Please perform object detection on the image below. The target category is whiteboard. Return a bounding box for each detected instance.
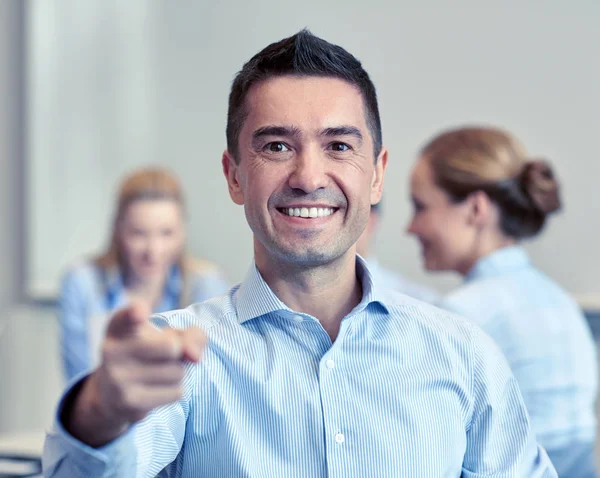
[26,0,600,303]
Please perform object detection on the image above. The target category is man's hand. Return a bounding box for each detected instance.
[65,302,206,447]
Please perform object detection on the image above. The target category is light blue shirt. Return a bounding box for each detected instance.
[59,260,229,382]
[439,246,598,477]
[44,258,556,477]
[366,256,439,303]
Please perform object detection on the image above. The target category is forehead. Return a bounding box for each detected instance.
[411,159,436,190]
[243,76,368,133]
[124,199,181,221]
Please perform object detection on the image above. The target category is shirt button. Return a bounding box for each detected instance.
[292,314,303,322]
[326,359,335,369]
[335,433,345,444]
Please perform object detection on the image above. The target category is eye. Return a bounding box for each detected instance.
[412,199,426,213]
[161,228,174,237]
[264,142,290,153]
[328,142,351,152]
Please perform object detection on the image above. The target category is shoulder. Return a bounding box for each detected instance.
[371,265,439,304]
[183,257,224,278]
[151,291,236,332]
[442,267,579,320]
[381,288,481,353]
[383,289,513,374]
[60,259,104,293]
[183,257,230,301]
[440,281,492,317]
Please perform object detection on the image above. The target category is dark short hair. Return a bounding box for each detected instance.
[226,29,382,162]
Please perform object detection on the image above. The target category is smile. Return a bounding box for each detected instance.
[277,207,337,218]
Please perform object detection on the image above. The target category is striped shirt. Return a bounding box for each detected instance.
[43,257,557,477]
[439,246,598,477]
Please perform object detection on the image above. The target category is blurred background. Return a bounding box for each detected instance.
[0,0,598,442]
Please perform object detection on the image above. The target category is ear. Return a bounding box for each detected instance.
[222,150,244,205]
[466,190,493,227]
[370,147,388,206]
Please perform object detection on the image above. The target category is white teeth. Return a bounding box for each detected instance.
[281,207,335,217]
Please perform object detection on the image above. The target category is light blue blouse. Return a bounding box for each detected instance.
[440,246,598,476]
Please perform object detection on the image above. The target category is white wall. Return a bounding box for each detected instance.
[0,0,22,312]
[26,0,600,301]
[0,0,62,434]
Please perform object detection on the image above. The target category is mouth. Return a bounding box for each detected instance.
[276,206,338,219]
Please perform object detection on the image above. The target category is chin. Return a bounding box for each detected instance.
[274,242,346,266]
[282,251,335,266]
[423,256,442,272]
[135,268,165,280]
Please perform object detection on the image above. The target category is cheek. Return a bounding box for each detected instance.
[429,215,472,262]
[246,176,274,213]
[121,236,145,257]
[166,235,184,255]
[413,212,444,240]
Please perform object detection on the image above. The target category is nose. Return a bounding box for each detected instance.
[406,216,417,235]
[144,236,163,260]
[287,149,329,193]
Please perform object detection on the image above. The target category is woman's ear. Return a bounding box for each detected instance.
[466,190,494,228]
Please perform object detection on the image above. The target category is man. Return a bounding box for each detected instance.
[356,201,439,303]
[43,30,556,477]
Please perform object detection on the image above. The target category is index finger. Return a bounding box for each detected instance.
[105,300,152,340]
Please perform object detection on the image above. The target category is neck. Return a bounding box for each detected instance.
[458,233,517,276]
[124,270,167,306]
[255,242,362,342]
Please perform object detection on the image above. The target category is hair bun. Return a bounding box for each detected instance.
[521,159,561,215]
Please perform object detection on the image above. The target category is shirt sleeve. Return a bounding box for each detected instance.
[59,269,91,382]
[461,325,557,477]
[43,310,203,478]
[42,372,191,478]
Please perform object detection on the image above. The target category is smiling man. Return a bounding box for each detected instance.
[43,30,556,477]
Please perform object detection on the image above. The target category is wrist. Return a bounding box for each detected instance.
[64,372,129,447]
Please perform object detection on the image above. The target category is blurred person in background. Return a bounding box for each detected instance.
[407,125,598,477]
[356,200,438,303]
[59,167,229,382]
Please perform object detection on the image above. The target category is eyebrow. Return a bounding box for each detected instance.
[320,126,363,144]
[252,125,302,147]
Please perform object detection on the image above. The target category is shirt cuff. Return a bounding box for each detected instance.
[43,374,138,477]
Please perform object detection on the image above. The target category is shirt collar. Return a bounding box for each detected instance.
[364,255,381,274]
[234,255,389,324]
[465,245,531,282]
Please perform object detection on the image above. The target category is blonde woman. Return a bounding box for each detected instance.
[407,126,597,477]
[59,167,228,381]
